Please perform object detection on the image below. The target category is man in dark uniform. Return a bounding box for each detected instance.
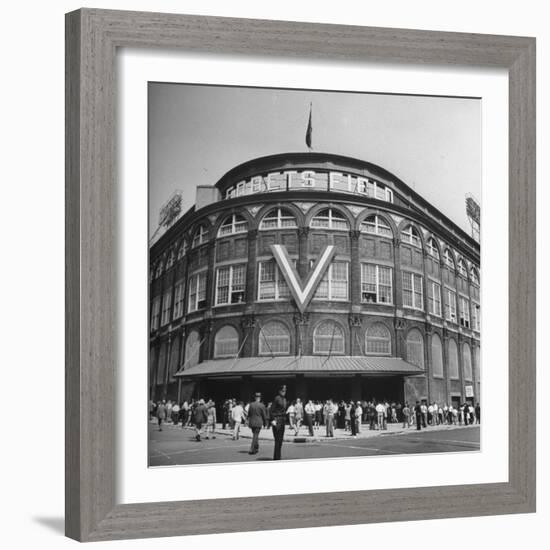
[414,400,422,431]
[269,385,287,460]
[247,392,268,455]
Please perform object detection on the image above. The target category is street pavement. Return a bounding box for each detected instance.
[149,421,480,466]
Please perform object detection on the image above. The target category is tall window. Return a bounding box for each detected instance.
[470,267,480,285]
[310,208,349,230]
[401,225,421,248]
[444,249,455,270]
[472,303,481,331]
[259,208,297,230]
[173,281,185,319]
[428,280,442,317]
[457,259,468,278]
[459,296,471,328]
[214,325,239,358]
[444,287,457,322]
[361,264,392,304]
[474,346,480,384]
[165,250,175,270]
[313,321,345,355]
[154,262,163,279]
[188,272,207,312]
[217,214,248,237]
[259,322,291,355]
[360,215,392,237]
[215,264,246,305]
[257,260,290,301]
[183,331,200,369]
[161,291,172,326]
[448,339,459,379]
[426,238,440,260]
[402,272,423,310]
[406,329,425,369]
[314,261,349,301]
[177,241,187,260]
[463,342,473,381]
[431,333,444,378]
[191,224,209,248]
[365,323,391,355]
[151,296,161,331]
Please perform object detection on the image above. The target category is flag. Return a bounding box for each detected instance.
[305,103,312,150]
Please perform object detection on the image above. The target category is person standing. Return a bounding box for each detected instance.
[421,402,428,428]
[402,402,411,429]
[156,400,166,431]
[376,401,386,430]
[475,402,481,424]
[304,399,315,437]
[171,402,180,424]
[231,400,245,440]
[350,402,357,437]
[414,401,422,431]
[269,385,288,460]
[193,399,208,441]
[205,400,217,440]
[314,401,322,430]
[294,398,304,436]
[247,393,268,455]
[286,401,296,434]
[324,399,336,437]
[355,401,362,434]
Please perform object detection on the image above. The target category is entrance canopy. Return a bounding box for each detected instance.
[176,355,423,379]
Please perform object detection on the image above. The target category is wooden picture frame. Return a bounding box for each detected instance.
[65,8,536,542]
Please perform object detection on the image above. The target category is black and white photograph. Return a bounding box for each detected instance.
[148,83,481,466]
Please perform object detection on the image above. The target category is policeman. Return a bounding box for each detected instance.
[269,385,287,460]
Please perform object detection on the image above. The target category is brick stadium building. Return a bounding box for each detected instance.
[149,153,480,410]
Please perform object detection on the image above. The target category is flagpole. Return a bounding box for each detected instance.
[305,102,313,151]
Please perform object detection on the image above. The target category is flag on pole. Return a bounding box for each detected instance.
[305,103,313,150]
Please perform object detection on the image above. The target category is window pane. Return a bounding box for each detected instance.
[366,323,391,354]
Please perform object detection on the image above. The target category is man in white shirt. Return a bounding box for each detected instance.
[355,402,363,434]
[304,399,315,436]
[231,401,245,440]
[375,402,386,430]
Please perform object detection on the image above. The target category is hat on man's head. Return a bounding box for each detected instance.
[254,392,262,398]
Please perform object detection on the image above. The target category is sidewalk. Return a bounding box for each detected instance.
[156,419,479,443]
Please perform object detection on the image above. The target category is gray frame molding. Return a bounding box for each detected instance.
[65,8,536,542]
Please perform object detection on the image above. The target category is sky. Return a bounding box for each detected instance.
[148,83,481,237]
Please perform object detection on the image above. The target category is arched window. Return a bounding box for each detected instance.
[463,342,473,381]
[177,240,187,260]
[310,208,349,230]
[259,322,291,355]
[218,213,248,237]
[431,333,444,378]
[400,225,421,248]
[165,250,175,270]
[183,330,201,369]
[448,338,459,379]
[457,258,468,278]
[444,249,455,270]
[406,328,425,369]
[154,261,163,279]
[214,325,239,358]
[191,224,209,248]
[259,208,297,230]
[470,267,480,285]
[426,237,440,260]
[313,321,345,355]
[365,323,391,355]
[360,215,392,237]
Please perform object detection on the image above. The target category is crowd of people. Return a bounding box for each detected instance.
[150,395,480,439]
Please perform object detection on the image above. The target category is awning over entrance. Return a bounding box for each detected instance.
[175,355,423,378]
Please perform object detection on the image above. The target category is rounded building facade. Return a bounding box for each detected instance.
[149,153,480,409]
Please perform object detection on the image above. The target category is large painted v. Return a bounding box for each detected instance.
[270,244,335,313]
